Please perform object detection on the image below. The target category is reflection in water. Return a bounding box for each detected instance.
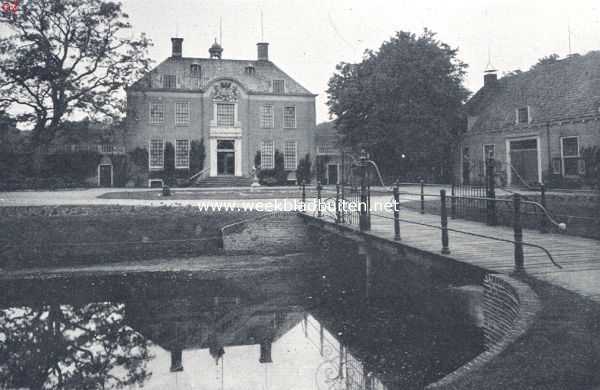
[0,251,483,390]
[0,302,150,389]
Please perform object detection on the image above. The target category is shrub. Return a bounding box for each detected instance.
[297,153,312,184]
[164,142,175,186]
[190,139,205,174]
[41,151,101,184]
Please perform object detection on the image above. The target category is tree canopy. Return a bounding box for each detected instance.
[326,29,469,181]
[0,0,151,145]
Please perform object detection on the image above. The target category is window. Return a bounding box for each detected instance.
[272,79,285,94]
[190,64,201,89]
[561,136,580,176]
[217,103,235,127]
[516,107,529,124]
[175,139,190,169]
[175,101,190,125]
[163,74,177,89]
[284,141,297,170]
[101,143,113,154]
[149,103,164,124]
[149,139,164,169]
[283,106,296,128]
[245,66,255,75]
[483,144,495,159]
[261,105,274,128]
[190,64,201,76]
[261,141,274,169]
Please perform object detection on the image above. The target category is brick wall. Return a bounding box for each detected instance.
[426,273,540,389]
[221,212,315,255]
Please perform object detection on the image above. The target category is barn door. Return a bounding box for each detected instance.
[509,139,538,186]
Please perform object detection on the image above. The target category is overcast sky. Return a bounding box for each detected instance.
[8,0,600,124]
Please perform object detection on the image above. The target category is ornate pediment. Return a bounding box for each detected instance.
[212,81,239,103]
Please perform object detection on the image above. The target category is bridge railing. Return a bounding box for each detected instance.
[302,181,565,271]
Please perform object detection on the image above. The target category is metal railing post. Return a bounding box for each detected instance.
[540,184,548,233]
[393,184,401,241]
[513,193,524,271]
[451,183,456,219]
[301,181,306,205]
[420,179,425,214]
[486,158,497,226]
[341,182,346,224]
[317,181,322,218]
[335,184,341,223]
[440,189,450,254]
[359,179,369,231]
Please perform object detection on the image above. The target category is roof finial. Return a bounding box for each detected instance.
[260,9,264,41]
[219,17,223,45]
[485,43,496,73]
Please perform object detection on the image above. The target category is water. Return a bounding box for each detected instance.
[0,251,483,390]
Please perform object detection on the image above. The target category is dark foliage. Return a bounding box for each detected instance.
[326,29,469,183]
[41,151,102,183]
[297,154,312,184]
[164,142,175,186]
[259,150,288,185]
[189,139,205,174]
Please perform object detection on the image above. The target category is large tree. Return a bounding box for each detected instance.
[327,29,469,182]
[0,0,151,145]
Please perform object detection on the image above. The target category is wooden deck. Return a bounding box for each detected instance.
[314,196,600,303]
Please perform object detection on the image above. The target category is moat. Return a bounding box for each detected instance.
[0,250,483,390]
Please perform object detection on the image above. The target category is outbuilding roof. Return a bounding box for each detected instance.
[466,51,600,132]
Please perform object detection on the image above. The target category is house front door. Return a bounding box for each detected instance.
[509,139,539,186]
[216,140,235,176]
[327,164,338,185]
[99,165,112,187]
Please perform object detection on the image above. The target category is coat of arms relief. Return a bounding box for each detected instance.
[212,81,239,102]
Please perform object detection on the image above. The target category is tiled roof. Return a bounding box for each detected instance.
[466,51,600,132]
[130,57,315,96]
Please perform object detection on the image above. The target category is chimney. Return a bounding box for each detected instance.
[257,42,269,61]
[171,37,183,58]
[484,69,497,87]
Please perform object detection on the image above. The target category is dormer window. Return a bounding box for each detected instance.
[516,107,530,124]
[272,79,285,94]
[190,64,201,76]
[245,65,256,75]
[163,75,177,89]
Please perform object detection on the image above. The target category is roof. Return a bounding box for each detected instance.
[130,56,315,96]
[466,51,600,132]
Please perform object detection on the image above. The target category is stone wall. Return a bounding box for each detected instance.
[0,205,262,269]
[221,212,315,255]
[426,273,540,389]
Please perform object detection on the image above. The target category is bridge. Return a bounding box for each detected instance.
[300,182,600,304]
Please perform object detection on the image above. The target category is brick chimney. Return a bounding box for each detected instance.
[484,69,497,87]
[257,42,269,61]
[171,37,183,59]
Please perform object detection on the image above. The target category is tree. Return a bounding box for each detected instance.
[189,139,205,174]
[326,29,469,182]
[0,0,152,146]
[532,53,560,69]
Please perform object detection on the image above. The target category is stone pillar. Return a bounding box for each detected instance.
[170,348,184,372]
[259,340,273,363]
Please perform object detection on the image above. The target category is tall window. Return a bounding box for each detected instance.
[175,139,190,169]
[284,141,297,170]
[261,141,274,169]
[190,64,201,89]
[283,106,296,129]
[149,139,164,169]
[516,107,529,124]
[175,102,190,125]
[272,79,285,94]
[163,74,177,89]
[217,103,235,127]
[261,105,274,128]
[561,136,580,176]
[149,103,164,124]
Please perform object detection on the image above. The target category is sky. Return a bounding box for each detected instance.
[5,0,600,125]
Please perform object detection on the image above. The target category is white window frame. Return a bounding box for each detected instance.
[216,102,236,127]
[261,105,274,128]
[284,141,297,170]
[283,106,296,129]
[149,138,165,170]
[149,102,165,124]
[560,136,580,177]
[272,79,285,94]
[515,106,531,124]
[175,101,190,126]
[175,139,190,169]
[483,144,495,160]
[261,140,275,169]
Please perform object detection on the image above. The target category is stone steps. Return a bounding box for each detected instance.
[192,175,254,187]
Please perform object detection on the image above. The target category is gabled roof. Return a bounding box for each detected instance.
[130,56,315,97]
[466,51,600,132]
